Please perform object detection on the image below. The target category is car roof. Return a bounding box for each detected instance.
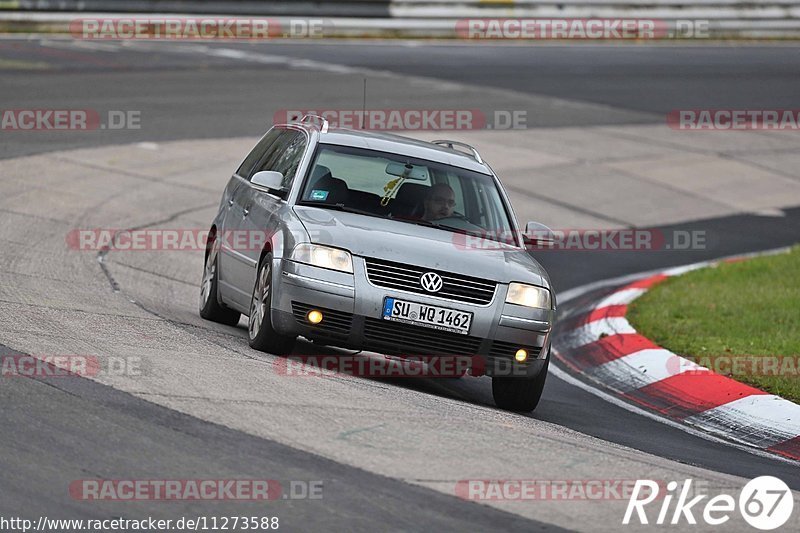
[295,125,492,175]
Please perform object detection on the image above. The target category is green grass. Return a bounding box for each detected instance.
[627,246,800,403]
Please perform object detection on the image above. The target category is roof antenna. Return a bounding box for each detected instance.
[361,78,367,130]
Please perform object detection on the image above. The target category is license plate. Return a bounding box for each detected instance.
[382,297,473,335]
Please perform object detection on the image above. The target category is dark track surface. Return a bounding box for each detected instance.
[3,40,800,158]
[0,344,560,531]
[243,42,800,114]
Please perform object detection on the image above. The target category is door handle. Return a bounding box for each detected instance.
[243,205,251,217]
[228,198,234,207]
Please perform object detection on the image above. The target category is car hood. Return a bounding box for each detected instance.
[293,205,549,287]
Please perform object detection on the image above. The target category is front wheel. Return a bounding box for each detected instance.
[248,253,295,355]
[491,356,549,412]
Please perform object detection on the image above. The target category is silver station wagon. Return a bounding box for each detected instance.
[200,116,556,411]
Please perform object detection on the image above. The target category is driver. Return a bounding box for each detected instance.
[422,183,456,221]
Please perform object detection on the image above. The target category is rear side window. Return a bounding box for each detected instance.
[237,129,281,179]
[271,132,308,189]
[253,130,307,190]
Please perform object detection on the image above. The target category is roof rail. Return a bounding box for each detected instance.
[430,140,483,164]
[297,114,329,133]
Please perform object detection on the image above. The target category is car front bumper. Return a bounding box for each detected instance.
[270,257,553,378]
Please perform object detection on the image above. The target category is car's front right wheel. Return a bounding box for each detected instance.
[248,253,296,355]
[491,355,549,412]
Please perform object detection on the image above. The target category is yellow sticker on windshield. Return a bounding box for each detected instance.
[380,177,404,206]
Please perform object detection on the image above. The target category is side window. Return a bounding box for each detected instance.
[237,130,281,179]
[253,130,307,190]
[271,132,307,189]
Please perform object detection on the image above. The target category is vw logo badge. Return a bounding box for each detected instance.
[420,272,443,293]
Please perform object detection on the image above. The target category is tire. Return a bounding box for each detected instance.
[491,355,549,412]
[199,234,241,327]
[248,253,296,355]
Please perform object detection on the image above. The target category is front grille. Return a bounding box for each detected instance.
[488,340,542,360]
[363,257,496,305]
[363,317,482,356]
[292,302,353,337]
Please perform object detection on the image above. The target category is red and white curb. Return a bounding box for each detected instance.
[553,254,800,462]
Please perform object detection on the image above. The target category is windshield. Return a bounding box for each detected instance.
[297,143,516,243]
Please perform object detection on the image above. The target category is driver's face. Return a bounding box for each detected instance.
[424,187,456,220]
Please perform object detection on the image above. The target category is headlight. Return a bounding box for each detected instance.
[506,283,551,309]
[292,244,353,273]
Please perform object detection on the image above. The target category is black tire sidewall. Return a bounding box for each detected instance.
[492,352,550,412]
[248,253,294,354]
[199,237,241,326]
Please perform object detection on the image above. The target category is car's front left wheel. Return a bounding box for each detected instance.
[248,253,296,355]
[491,354,549,412]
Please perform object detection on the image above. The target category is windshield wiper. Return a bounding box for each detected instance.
[399,218,470,236]
[297,202,378,218]
[431,223,472,236]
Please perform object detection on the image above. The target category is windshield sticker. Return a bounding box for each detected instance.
[380,177,404,206]
[310,190,329,201]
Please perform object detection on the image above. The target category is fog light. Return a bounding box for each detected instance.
[307,310,323,324]
[514,349,528,363]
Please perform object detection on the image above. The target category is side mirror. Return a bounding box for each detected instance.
[251,171,284,191]
[524,221,555,248]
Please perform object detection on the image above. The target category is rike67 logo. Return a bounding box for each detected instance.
[624,477,794,530]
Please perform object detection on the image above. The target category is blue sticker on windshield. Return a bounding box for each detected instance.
[310,190,329,201]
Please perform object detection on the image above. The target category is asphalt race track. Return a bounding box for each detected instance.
[1,38,799,531]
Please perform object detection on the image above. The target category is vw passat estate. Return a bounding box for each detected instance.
[200,115,556,411]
